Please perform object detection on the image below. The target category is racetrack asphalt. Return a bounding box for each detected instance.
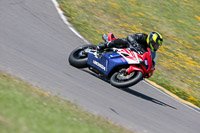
[0,0,199,133]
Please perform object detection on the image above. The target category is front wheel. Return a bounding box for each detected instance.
[68,44,96,68]
[110,70,143,88]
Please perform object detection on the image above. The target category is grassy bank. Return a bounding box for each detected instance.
[0,73,132,133]
[57,0,200,107]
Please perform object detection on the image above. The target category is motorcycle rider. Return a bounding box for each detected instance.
[97,32,163,66]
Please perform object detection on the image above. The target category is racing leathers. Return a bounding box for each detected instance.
[97,33,157,66]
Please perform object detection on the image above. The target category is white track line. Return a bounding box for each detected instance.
[51,0,89,44]
[51,0,199,114]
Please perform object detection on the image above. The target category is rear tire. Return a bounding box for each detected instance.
[110,71,143,88]
[68,44,96,68]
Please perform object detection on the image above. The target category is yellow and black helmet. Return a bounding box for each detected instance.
[147,32,163,51]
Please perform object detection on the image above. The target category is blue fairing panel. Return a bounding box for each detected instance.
[87,53,128,76]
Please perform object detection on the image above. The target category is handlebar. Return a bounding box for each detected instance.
[127,41,141,54]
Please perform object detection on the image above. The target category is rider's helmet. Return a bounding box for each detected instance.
[147,32,163,51]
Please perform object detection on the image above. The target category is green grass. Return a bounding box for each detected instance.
[57,0,200,107]
[0,73,133,133]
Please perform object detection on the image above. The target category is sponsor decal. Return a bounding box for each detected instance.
[93,60,106,71]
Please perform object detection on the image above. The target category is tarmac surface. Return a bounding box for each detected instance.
[0,0,199,133]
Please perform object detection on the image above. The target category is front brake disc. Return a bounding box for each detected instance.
[117,69,135,80]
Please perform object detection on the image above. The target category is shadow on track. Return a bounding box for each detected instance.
[81,68,177,110]
[121,88,177,110]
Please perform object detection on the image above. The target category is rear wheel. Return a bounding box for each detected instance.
[68,44,96,68]
[110,69,143,88]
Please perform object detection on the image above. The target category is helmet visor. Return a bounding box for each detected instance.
[151,42,160,51]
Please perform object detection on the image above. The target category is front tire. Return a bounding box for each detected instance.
[110,71,143,88]
[68,44,96,68]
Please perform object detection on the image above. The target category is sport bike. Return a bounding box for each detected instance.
[68,33,155,88]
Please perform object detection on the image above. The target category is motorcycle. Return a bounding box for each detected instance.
[68,33,155,88]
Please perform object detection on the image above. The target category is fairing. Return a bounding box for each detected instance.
[87,52,128,76]
[87,33,154,78]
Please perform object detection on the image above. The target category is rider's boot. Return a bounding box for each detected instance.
[97,42,107,53]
